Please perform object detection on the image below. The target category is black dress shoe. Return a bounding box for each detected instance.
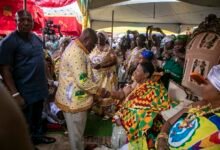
[33,136,56,145]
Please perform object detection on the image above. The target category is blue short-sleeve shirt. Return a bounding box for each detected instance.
[0,31,48,105]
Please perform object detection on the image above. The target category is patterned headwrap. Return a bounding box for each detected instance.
[141,49,154,60]
[208,64,220,92]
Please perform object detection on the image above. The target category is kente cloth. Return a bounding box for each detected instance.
[115,80,177,141]
[128,136,148,150]
[169,113,220,150]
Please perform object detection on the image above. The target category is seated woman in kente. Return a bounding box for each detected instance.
[157,64,220,150]
[111,62,177,149]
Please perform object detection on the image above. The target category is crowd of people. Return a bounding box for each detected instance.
[0,9,220,150]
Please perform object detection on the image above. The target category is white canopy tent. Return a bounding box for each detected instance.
[89,0,220,34]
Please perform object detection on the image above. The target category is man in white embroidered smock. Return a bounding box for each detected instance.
[55,28,110,150]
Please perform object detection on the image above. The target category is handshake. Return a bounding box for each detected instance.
[98,88,125,100]
[97,88,123,107]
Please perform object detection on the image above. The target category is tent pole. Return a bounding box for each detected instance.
[153,3,155,19]
[23,0,27,10]
[111,10,114,48]
[178,23,181,34]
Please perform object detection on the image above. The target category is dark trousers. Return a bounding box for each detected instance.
[23,100,44,140]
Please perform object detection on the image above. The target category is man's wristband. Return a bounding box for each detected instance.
[12,92,20,98]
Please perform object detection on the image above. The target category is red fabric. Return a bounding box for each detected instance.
[35,0,82,36]
[0,0,44,35]
[0,0,81,36]
[45,16,82,36]
[33,0,75,7]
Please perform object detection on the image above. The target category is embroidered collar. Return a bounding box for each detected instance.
[75,39,89,54]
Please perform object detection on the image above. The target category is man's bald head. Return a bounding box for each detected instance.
[15,10,33,33]
[79,28,98,52]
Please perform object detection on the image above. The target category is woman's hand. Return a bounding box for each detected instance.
[157,138,170,150]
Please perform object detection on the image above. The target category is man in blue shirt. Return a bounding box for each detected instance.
[0,10,55,145]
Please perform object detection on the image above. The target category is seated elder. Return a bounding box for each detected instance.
[111,62,177,149]
[157,64,220,150]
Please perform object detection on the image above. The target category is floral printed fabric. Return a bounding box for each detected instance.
[55,39,100,112]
